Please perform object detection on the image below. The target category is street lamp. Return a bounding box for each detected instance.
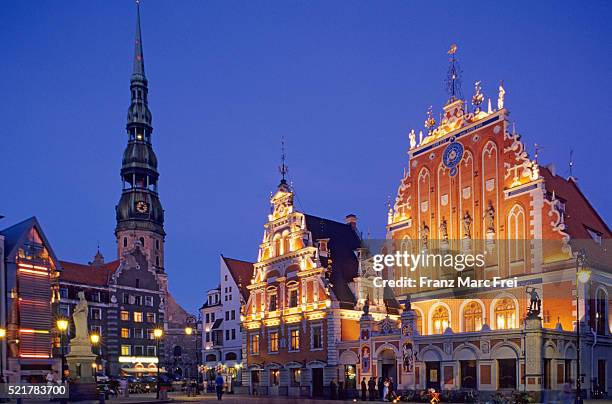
[90,333,100,383]
[56,319,69,383]
[153,327,163,399]
[0,328,6,382]
[575,250,590,404]
[184,316,200,392]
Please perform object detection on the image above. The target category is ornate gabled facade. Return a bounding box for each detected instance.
[346,48,612,400]
[242,174,391,398]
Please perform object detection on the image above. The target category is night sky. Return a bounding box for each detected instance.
[1,1,611,313]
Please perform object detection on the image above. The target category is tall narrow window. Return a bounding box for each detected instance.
[269,294,278,312]
[270,332,279,352]
[507,205,526,264]
[312,326,322,349]
[250,334,260,355]
[290,329,300,351]
[289,290,298,308]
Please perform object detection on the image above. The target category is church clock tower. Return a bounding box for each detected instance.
[115,2,165,276]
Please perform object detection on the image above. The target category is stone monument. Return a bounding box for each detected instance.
[66,291,99,400]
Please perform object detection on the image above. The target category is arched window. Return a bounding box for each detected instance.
[225,352,237,361]
[507,205,526,263]
[273,234,281,257]
[415,310,423,335]
[463,301,483,332]
[139,237,145,247]
[494,298,516,330]
[596,288,608,335]
[123,237,127,248]
[205,353,216,362]
[432,306,450,334]
[283,236,290,255]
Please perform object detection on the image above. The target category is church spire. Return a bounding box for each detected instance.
[116,1,165,270]
[132,0,146,82]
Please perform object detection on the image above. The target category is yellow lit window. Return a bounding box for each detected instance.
[495,298,516,330]
[121,328,130,339]
[251,334,260,355]
[120,311,129,321]
[134,312,143,323]
[270,332,279,352]
[121,345,131,355]
[463,302,483,332]
[290,329,300,351]
[432,306,449,334]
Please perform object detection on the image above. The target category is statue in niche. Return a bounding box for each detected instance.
[486,202,495,233]
[440,217,449,241]
[363,294,370,316]
[420,222,430,249]
[463,211,472,239]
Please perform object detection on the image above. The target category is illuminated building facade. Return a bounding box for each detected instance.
[241,170,394,398]
[338,50,612,400]
[0,217,62,382]
[200,256,252,386]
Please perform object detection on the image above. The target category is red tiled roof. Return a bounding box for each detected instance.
[541,166,611,240]
[221,256,253,300]
[59,260,120,287]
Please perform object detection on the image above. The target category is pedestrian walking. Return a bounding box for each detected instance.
[215,373,224,400]
[330,378,337,400]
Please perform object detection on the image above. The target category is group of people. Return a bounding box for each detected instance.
[330,376,397,401]
[361,376,398,402]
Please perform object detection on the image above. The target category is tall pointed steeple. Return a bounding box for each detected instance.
[132,0,146,82]
[116,1,165,272]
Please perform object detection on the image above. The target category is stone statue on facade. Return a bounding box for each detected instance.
[526,287,541,317]
[498,81,505,110]
[486,202,495,233]
[440,217,449,241]
[463,211,472,239]
[421,222,429,249]
[363,294,370,316]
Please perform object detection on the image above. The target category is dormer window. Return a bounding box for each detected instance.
[317,239,329,257]
[586,227,603,245]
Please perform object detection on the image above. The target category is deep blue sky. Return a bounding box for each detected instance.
[1,1,611,313]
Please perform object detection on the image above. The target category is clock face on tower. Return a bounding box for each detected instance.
[135,201,149,214]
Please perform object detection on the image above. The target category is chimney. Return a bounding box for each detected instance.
[345,214,357,230]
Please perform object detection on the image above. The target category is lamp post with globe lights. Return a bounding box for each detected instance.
[184,315,201,392]
[153,327,163,399]
[56,319,69,383]
[0,328,5,382]
[575,250,590,404]
[90,333,100,383]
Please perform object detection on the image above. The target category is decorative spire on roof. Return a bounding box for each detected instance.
[471,81,484,112]
[132,0,146,83]
[445,43,462,103]
[278,137,289,186]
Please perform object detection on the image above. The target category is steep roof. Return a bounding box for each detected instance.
[304,214,361,309]
[1,216,62,269]
[221,256,253,300]
[59,260,120,287]
[540,166,612,271]
[541,166,611,240]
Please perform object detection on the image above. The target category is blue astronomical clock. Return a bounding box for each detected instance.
[443,141,464,177]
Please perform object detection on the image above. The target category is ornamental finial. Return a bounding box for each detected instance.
[445,44,462,103]
[472,81,484,111]
[279,137,288,182]
[424,106,436,133]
